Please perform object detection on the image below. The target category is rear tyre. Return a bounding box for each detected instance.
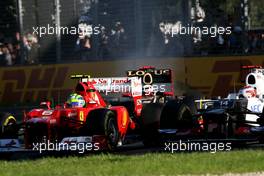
[85,109,119,150]
[160,100,193,129]
[141,103,164,147]
[0,113,17,138]
[182,96,197,115]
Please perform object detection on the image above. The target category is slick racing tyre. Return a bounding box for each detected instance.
[182,96,197,115]
[0,112,17,138]
[141,103,164,147]
[160,100,193,129]
[86,109,119,150]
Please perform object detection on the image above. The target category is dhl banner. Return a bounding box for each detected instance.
[0,55,263,104]
[184,55,264,97]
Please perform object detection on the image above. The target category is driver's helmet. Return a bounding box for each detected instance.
[238,86,256,99]
[66,93,86,107]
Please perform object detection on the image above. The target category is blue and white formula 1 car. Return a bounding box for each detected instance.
[144,65,264,145]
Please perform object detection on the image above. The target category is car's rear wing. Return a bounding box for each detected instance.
[71,74,143,97]
[126,67,174,96]
[71,66,174,97]
[88,77,142,97]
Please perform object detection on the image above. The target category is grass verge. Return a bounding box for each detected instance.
[1,149,264,176]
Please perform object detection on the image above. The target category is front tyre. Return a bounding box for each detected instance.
[85,109,119,150]
[0,112,17,138]
[106,116,119,149]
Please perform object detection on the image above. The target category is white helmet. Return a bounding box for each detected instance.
[238,86,256,99]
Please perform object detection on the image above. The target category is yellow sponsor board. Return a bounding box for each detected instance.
[0,55,263,104]
[184,55,264,97]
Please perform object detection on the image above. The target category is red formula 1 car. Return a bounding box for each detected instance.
[0,66,174,152]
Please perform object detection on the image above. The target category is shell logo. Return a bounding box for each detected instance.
[122,110,128,128]
[80,111,84,122]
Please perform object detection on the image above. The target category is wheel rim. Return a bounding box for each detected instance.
[2,118,16,136]
[6,119,16,126]
[107,118,118,147]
